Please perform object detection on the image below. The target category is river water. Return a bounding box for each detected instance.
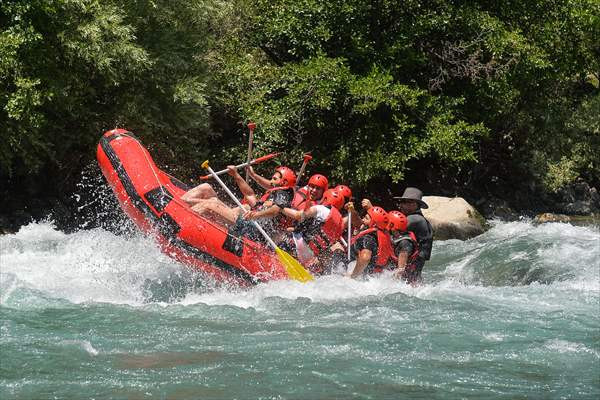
[1,220,599,399]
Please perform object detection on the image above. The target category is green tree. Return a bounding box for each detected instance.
[1,0,217,194]
[209,0,599,194]
[1,0,598,225]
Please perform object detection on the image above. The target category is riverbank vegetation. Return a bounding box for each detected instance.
[1,0,598,230]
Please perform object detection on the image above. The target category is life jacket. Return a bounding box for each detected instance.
[301,206,344,256]
[389,231,420,275]
[351,227,395,268]
[255,186,295,229]
[410,211,433,260]
[291,186,313,211]
[257,186,290,205]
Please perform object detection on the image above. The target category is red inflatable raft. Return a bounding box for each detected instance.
[96,129,289,285]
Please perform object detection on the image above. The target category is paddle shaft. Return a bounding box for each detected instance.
[347,208,352,261]
[200,153,278,180]
[204,164,277,250]
[245,123,256,182]
[294,154,312,189]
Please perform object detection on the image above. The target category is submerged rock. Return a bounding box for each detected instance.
[534,213,571,224]
[533,212,600,226]
[422,196,488,240]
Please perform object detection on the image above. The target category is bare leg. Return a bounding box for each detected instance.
[191,198,243,225]
[181,183,218,206]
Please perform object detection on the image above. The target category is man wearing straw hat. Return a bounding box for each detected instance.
[393,187,434,283]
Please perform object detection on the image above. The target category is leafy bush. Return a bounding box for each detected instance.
[1,0,598,214]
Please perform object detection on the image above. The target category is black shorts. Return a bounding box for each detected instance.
[230,215,267,245]
[401,258,425,283]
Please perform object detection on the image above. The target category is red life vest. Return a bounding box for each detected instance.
[291,186,313,211]
[351,227,395,267]
[305,206,344,256]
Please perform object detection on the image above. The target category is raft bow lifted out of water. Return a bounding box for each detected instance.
[96,128,293,285]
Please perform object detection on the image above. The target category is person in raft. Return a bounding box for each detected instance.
[347,206,395,278]
[393,187,433,281]
[188,165,296,241]
[291,174,329,211]
[387,210,421,284]
[181,181,219,206]
[280,188,345,274]
[317,184,362,269]
[180,163,298,208]
[334,185,352,212]
[335,184,365,233]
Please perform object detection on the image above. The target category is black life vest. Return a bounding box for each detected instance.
[391,230,425,283]
[351,227,394,267]
[255,186,295,228]
[257,186,292,204]
[390,231,419,269]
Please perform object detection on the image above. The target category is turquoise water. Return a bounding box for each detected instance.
[1,220,599,399]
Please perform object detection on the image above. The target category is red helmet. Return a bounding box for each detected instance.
[334,185,352,202]
[388,210,408,232]
[308,174,328,191]
[321,189,344,210]
[275,166,297,188]
[367,206,389,230]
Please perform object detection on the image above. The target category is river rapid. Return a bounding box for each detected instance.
[1,220,599,399]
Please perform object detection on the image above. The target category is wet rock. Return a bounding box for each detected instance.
[422,196,488,240]
[534,212,600,226]
[533,213,571,224]
[477,197,520,221]
[551,181,600,215]
[0,214,14,234]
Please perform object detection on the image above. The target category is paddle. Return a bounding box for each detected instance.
[245,122,256,182]
[347,203,353,261]
[198,153,280,180]
[294,153,313,189]
[201,160,314,283]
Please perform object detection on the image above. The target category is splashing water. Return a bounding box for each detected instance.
[1,220,599,399]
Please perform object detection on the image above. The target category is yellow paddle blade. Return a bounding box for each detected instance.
[275,247,314,282]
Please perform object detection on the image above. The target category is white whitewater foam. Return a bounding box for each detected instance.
[2,220,67,243]
[544,339,600,358]
[60,340,100,356]
[434,220,600,289]
[179,271,426,309]
[1,221,598,310]
[1,222,182,306]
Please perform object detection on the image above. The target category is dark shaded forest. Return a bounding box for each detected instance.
[1,0,598,232]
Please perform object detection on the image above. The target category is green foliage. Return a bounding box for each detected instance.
[209,0,495,185]
[543,156,581,193]
[1,0,216,183]
[544,91,600,187]
[208,0,598,192]
[1,0,598,209]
